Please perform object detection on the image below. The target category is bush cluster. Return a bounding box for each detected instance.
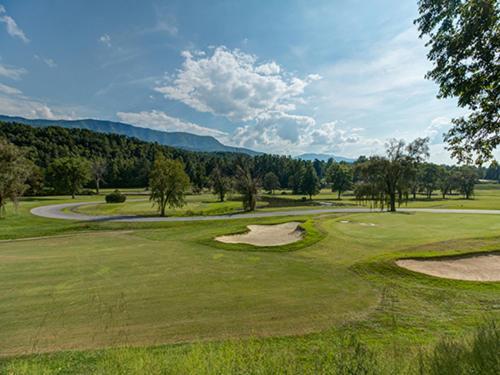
[105,190,126,203]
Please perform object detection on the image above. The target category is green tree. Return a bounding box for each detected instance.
[47,157,90,199]
[210,165,231,202]
[355,138,430,212]
[0,139,33,217]
[262,172,280,194]
[326,163,353,199]
[149,155,190,217]
[288,162,305,194]
[485,160,500,181]
[91,158,106,194]
[438,167,452,199]
[415,0,499,164]
[301,163,321,199]
[457,166,479,199]
[234,163,258,211]
[420,163,441,199]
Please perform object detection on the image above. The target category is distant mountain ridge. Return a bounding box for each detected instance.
[295,153,355,163]
[0,115,260,155]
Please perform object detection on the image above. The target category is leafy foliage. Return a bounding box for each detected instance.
[149,155,190,216]
[47,157,90,199]
[415,0,499,164]
[105,190,127,203]
[0,139,33,216]
[262,172,280,194]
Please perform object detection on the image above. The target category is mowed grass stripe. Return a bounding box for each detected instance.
[0,227,375,356]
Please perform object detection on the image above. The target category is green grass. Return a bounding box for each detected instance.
[0,194,499,373]
[73,193,264,217]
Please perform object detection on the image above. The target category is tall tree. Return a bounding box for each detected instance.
[288,162,306,194]
[420,163,441,199]
[438,167,452,199]
[0,139,33,217]
[47,157,90,199]
[415,0,499,164]
[485,160,500,181]
[301,163,321,200]
[355,138,430,212]
[457,166,479,199]
[234,162,258,211]
[326,162,353,199]
[262,172,280,194]
[149,155,190,217]
[91,158,106,194]
[211,165,231,202]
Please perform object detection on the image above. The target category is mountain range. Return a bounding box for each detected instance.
[0,115,260,155]
[295,153,356,163]
[0,115,356,161]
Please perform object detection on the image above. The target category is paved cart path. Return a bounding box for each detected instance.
[30,202,500,222]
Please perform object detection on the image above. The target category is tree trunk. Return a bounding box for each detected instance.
[389,193,396,212]
[160,196,166,217]
[72,190,75,199]
[96,179,100,195]
[338,191,341,200]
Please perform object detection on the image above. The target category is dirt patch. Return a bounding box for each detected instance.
[396,254,500,281]
[215,222,304,247]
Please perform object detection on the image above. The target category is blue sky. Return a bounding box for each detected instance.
[0,0,493,163]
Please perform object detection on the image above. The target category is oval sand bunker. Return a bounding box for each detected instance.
[397,254,500,281]
[216,222,303,247]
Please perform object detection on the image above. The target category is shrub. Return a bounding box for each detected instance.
[105,190,126,203]
[418,320,500,375]
[79,189,95,196]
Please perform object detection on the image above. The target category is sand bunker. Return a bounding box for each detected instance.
[397,254,500,281]
[216,222,303,247]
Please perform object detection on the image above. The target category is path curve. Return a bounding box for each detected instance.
[30,202,500,222]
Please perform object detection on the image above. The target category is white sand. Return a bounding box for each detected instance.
[396,254,500,281]
[215,222,303,247]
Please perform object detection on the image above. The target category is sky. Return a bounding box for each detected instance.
[0,0,495,163]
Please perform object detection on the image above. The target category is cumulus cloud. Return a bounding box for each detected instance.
[117,110,228,139]
[99,34,112,47]
[155,46,321,121]
[425,116,451,144]
[0,94,57,119]
[231,113,370,155]
[0,79,75,120]
[0,5,29,43]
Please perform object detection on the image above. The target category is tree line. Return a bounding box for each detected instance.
[0,121,496,216]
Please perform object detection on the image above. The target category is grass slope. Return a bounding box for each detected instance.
[0,194,499,373]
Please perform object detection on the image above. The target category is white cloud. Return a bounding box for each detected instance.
[34,54,57,68]
[99,34,112,47]
[0,5,29,43]
[155,46,321,121]
[0,82,22,95]
[0,94,57,119]
[0,79,75,120]
[0,63,26,79]
[231,112,374,156]
[425,116,451,144]
[116,110,228,139]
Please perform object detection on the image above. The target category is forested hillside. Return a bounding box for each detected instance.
[0,115,259,155]
[1,121,498,201]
